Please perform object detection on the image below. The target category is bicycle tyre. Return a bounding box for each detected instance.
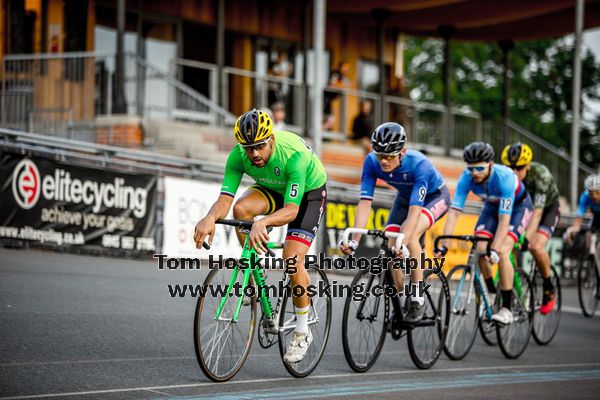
[342,269,388,372]
[278,265,332,377]
[194,266,256,382]
[443,265,479,360]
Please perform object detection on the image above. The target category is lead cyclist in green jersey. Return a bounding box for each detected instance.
[194,109,327,364]
[501,142,561,314]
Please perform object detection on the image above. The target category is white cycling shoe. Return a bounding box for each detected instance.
[283,330,313,363]
[492,307,514,325]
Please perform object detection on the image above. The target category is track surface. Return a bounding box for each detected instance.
[1,248,600,399]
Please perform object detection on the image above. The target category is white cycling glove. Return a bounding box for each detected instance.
[392,244,410,259]
[489,249,500,264]
[340,239,358,254]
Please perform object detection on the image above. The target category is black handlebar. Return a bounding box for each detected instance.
[433,235,493,256]
[202,219,277,257]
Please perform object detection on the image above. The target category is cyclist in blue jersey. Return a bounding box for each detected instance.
[565,174,600,242]
[340,122,450,323]
[437,142,533,325]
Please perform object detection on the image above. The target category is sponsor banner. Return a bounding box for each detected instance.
[424,213,479,273]
[163,177,291,259]
[324,200,391,258]
[0,154,157,253]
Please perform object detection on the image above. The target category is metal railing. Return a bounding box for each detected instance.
[172,58,307,133]
[171,57,482,142]
[2,52,593,193]
[0,52,236,143]
[480,120,595,195]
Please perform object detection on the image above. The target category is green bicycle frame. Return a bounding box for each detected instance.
[214,238,281,322]
[492,233,525,298]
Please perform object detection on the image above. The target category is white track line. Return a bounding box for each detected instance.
[561,305,600,316]
[3,362,600,400]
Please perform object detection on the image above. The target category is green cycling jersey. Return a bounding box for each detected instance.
[220,130,327,206]
[523,161,560,209]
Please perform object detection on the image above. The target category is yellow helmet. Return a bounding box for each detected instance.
[234,109,273,146]
[501,142,533,167]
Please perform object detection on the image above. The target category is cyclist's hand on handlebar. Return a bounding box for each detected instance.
[434,246,448,258]
[249,219,270,254]
[487,249,500,264]
[434,240,448,258]
[194,216,216,250]
[392,244,410,259]
[564,227,579,245]
[339,239,358,255]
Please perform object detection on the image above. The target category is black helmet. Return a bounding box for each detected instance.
[371,122,407,154]
[463,142,494,163]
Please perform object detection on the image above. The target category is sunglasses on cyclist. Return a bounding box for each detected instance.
[511,165,527,171]
[375,152,400,161]
[466,165,488,173]
[242,137,271,152]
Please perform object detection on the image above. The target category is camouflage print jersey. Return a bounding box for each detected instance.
[523,161,560,209]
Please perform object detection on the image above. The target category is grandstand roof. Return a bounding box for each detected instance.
[328,0,600,41]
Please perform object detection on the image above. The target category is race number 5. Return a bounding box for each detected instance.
[290,184,299,198]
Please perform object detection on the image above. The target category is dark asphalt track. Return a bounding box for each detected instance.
[1,248,600,399]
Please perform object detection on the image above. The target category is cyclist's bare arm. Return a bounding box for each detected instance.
[248,203,300,253]
[571,216,584,232]
[194,194,234,248]
[436,208,461,255]
[525,208,544,240]
[259,203,300,228]
[491,214,511,251]
[339,199,372,255]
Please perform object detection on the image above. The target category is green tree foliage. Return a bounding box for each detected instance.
[404,36,600,169]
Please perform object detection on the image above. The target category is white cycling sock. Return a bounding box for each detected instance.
[294,305,310,334]
[412,283,424,306]
[396,290,406,309]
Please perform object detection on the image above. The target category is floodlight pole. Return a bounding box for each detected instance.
[570,0,584,209]
[311,0,326,156]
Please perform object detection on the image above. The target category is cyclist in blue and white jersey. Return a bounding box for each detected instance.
[566,174,600,241]
[340,122,450,323]
[437,142,532,325]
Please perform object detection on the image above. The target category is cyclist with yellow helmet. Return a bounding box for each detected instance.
[501,142,561,314]
[193,109,327,364]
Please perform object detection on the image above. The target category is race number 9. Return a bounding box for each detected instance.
[418,187,426,202]
[290,184,299,198]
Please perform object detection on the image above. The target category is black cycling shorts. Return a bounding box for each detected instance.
[537,200,561,238]
[249,184,327,247]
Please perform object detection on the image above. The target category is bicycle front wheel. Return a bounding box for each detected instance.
[532,265,561,345]
[444,265,478,360]
[194,265,256,382]
[496,268,533,359]
[342,269,388,372]
[278,265,332,378]
[578,256,599,318]
[407,270,450,369]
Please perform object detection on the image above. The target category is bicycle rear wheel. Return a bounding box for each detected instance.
[342,269,388,372]
[532,265,561,345]
[444,265,478,360]
[496,268,533,359]
[194,265,256,382]
[407,270,450,369]
[578,256,599,318]
[278,265,332,377]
